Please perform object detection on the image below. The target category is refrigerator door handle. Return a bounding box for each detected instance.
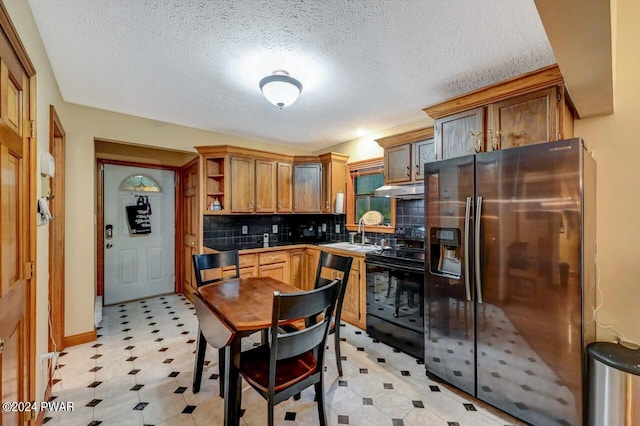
[475,196,483,304]
[464,196,472,301]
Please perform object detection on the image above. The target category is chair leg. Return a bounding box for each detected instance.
[218,347,225,398]
[192,328,207,393]
[268,398,275,426]
[334,329,343,376]
[315,380,327,426]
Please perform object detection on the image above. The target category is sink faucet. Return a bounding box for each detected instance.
[357,217,367,246]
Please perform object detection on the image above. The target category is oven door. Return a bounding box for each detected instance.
[365,257,425,358]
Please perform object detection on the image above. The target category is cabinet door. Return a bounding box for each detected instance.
[341,268,361,326]
[293,164,322,212]
[306,248,321,289]
[230,157,255,212]
[276,162,293,213]
[384,144,411,183]
[255,159,276,212]
[259,262,289,283]
[289,250,306,290]
[489,87,558,150]
[437,107,485,159]
[413,138,437,181]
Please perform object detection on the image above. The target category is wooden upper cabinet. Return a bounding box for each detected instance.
[425,65,574,159]
[230,156,255,213]
[255,159,276,213]
[230,157,276,213]
[384,144,412,184]
[276,162,293,213]
[437,107,485,159]
[377,127,436,184]
[293,163,322,212]
[320,153,348,213]
[488,86,558,150]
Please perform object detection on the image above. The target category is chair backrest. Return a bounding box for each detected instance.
[314,251,353,322]
[192,250,239,288]
[269,279,341,377]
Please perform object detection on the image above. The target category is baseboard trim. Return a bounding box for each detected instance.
[63,329,97,347]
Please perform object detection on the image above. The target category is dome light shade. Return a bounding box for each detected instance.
[259,70,303,108]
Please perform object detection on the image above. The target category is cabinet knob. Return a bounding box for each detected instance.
[415,163,420,176]
[0,337,4,353]
[406,166,410,176]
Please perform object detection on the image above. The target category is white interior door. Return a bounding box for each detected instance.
[104,164,175,305]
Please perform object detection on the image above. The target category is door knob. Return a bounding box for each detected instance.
[0,337,4,353]
[106,243,113,249]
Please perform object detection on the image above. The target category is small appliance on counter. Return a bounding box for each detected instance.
[295,221,326,242]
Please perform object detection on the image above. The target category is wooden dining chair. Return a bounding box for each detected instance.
[312,251,353,376]
[237,278,341,426]
[191,250,239,396]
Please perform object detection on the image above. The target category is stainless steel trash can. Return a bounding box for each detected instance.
[587,342,640,425]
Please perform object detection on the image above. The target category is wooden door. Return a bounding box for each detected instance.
[255,159,276,213]
[293,164,321,212]
[180,159,199,299]
[276,162,292,213]
[384,144,411,184]
[413,138,437,181]
[489,87,558,150]
[437,107,485,159]
[0,26,33,426]
[230,157,254,213]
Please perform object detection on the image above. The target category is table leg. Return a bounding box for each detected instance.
[192,328,207,393]
[223,336,243,426]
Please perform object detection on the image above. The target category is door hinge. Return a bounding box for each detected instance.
[28,120,36,139]
[24,261,35,280]
[557,89,562,102]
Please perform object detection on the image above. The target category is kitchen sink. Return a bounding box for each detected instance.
[319,242,380,253]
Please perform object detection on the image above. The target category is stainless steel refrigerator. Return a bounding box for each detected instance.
[424,138,596,426]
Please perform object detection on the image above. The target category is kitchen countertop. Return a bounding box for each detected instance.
[203,240,374,256]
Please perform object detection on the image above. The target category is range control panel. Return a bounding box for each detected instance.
[394,227,425,241]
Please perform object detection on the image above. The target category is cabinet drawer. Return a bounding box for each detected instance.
[259,251,288,265]
[238,253,257,268]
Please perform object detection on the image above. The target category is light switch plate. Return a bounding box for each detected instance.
[272,224,278,233]
[335,224,340,234]
[241,225,248,235]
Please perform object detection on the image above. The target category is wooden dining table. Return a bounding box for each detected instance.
[191,276,300,426]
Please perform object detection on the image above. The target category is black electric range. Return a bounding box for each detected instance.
[364,227,425,359]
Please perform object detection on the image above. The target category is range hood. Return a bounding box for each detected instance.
[373,183,423,199]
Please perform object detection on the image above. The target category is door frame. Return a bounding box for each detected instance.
[96,159,182,299]
[0,0,37,418]
[48,105,65,351]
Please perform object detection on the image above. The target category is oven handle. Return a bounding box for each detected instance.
[475,196,483,304]
[364,259,424,274]
[464,196,472,301]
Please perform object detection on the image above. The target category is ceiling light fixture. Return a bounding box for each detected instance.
[259,70,303,108]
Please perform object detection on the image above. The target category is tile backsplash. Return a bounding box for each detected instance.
[203,198,425,249]
[203,214,347,248]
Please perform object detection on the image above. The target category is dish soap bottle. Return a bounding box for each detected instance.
[212,198,222,211]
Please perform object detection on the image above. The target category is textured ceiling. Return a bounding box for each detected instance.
[28,0,555,151]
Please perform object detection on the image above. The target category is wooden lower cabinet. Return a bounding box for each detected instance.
[258,251,290,283]
[289,249,306,290]
[341,260,363,328]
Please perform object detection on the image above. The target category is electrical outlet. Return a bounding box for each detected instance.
[335,224,340,234]
[272,224,278,233]
[241,225,248,235]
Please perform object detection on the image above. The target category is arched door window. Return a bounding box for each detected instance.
[118,174,163,193]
